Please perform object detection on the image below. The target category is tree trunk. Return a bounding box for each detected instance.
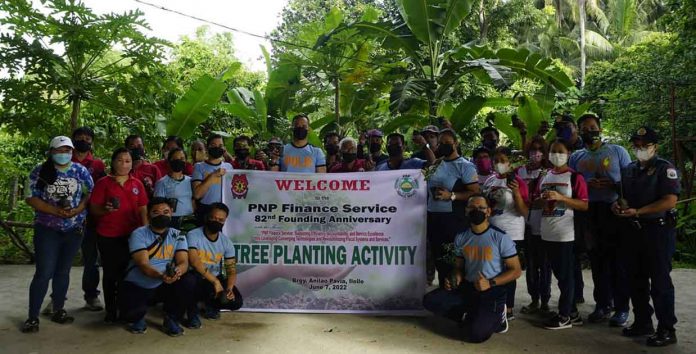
[478,0,487,43]
[555,0,564,29]
[70,96,81,131]
[579,0,587,88]
[334,76,340,133]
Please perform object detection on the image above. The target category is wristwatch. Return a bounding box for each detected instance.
[450,192,456,201]
[489,278,497,287]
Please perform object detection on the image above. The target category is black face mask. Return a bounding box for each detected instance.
[150,215,171,229]
[205,220,224,233]
[208,146,224,159]
[74,140,92,153]
[436,143,454,158]
[387,144,403,158]
[293,127,308,140]
[129,147,145,161]
[482,139,497,151]
[468,210,487,226]
[235,148,250,160]
[169,159,186,173]
[325,144,339,156]
[342,152,357,163]
[581,131,601,146]
[369,142,381,154]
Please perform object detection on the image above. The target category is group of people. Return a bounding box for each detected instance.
[22,113,680,347]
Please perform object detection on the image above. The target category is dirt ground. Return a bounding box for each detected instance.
[0,265,694,354]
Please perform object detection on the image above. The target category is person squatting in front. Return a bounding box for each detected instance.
[118,197,194,336]
[182,202,243,328]
[423,194,522,343]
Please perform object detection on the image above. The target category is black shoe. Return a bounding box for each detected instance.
[50,309,74,324]
[622,323,655,337]
[575,297,585,304]
[647,329,677,347]
[21,318,39,333]
[104,312,118,324]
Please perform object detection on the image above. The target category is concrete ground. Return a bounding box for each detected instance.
[0,265,694,354]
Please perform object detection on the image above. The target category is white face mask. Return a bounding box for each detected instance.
[549,153,568,167]
[633,146,656,162]
[495,163,510,175]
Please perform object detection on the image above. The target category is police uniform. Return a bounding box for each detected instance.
[619,127,680,346]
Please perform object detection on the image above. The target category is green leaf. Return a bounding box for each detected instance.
[325,7,344,32]
[381,114,427,134]
[310,114,336,130]
[167,74,226,139]
[573,102,593,118]
[260,45,272,77]
[494,113,522,147]
[390,78,428,114]
[437,102,454,119]
[451,96,486,132]
[443,0,474,36]
[516,95,543,139]
[220,62,242,81]
[253,89,267,132]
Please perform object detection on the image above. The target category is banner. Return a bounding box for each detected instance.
[222,170,426,314]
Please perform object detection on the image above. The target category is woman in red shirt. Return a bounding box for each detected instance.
[90,148,148,323]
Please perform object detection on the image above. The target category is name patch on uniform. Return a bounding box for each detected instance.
[667,168,678,180]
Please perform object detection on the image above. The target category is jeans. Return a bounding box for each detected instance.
[545,241,577,317]
[427,212,466,288]
[526,233,551,304]
[28,224,83,319]
[423,282,507,343]
[97,236,130,318]
[119,276,196,323]
[81,223,100,300]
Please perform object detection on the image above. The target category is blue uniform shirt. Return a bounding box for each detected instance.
[454,226,517,282]
[569,143,631,203]
[125,226,188,289]
[427,157,478,213]
[280,143,326,173]
[154,175,194,217]
[187,227,236,277]
[192,161,234,205]
[621,157,681,219]
[375,158,427,171]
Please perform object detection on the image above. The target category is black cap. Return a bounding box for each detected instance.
[553,114,575,128]
[421,125,439,134]
[630,126,659,144]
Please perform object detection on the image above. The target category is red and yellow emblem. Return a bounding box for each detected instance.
[231,174,249,199]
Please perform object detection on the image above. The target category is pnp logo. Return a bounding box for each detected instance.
[231,174,249,199]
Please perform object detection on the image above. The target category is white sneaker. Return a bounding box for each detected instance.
[85,297,103,311]
[497,304,509,334]
[42,300,54,316]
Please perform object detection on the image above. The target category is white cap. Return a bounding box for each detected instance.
[49,136,74,149]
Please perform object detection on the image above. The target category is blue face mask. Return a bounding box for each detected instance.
[52,153,72,165]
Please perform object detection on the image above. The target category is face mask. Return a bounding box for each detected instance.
[475,158,492,173]
[325,144,339,156]
[549,153,568,167]
[150,214,171,229]
[129,147,144,161]
[74,140,91,153]
[436,143,454,157]
[52,153,72,165]
[482,139,497,150]
[193,150,206,162]
[529,151,543,164]
[235,148,250,160]
[205,220,224,233]
[341,152,357,163]
[557,127,573,141]
[581,131,601,146]
[293,127,308,140]
[633,146,656,162]
[468,209,487,226]
[387,144,403,158]
[495,163,511,175]
[369,142,381,154]
[169,159,186,173]
[208,146,224,159]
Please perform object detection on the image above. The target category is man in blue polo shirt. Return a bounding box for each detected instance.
[270,114,326,173]
[569,113,632,326]
[192,134,234,225]
[119,197,193,336]
[423,194,522,343]
[376,133,434,171]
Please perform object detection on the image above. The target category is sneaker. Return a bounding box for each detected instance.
[622,323,655,337]
[21,318,39,333]
[609,311,629,327]
[183,314,202,329]
[506,309,516,321]
[647,329,677,347]
[50,309,74,324]
[128,317,147,334]
[41,300,54,316]
[496,305,509,334]
[520,301,539,315]
[588,307,611,323]
[539,303,551,315]
[570,312,584,326]
[203,306,220,320]
[163,316,184,337]
[84,297,104,312]
[544,314,573,330]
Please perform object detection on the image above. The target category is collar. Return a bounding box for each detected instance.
[72,151,93,163]
[471,225,490,235]
[291,141,309,149]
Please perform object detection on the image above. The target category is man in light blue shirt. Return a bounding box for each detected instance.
[375,133,434,171]
[192,134,233,225]
[271,114,326,173]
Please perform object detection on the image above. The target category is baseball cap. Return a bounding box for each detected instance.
[367,129,384,138]
[553,114,575,128]
[50,136,74,149]
[268,137,283,145]
[421,125,439,134]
